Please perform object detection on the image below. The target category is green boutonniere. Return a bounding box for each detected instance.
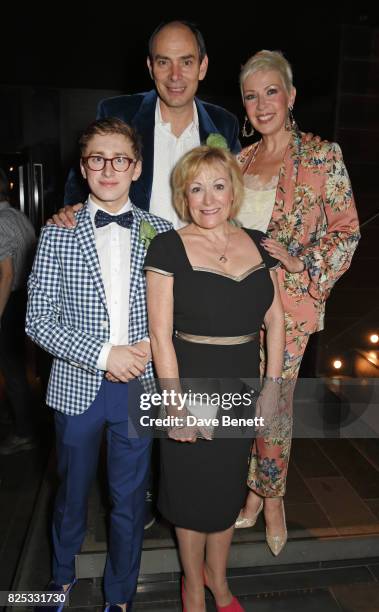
[205,133,228,149]
[139,220,157,250]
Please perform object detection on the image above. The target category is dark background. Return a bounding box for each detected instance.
[0,4,375,93]
[0,3,378,198]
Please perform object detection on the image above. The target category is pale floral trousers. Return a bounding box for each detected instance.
[247,327,310,497]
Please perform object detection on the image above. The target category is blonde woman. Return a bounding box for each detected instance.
[235,50,360,555]
[145,145,284,611]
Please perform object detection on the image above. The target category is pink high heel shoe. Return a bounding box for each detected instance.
[216,596,245,611]
[203,566,245,611]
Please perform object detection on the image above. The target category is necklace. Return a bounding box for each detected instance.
[192,224,231,264]
[218,226,231,264]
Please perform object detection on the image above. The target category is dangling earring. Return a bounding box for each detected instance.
[286,105,299,132]
[242,115,254,138]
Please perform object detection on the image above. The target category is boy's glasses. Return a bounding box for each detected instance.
[82,156,137,172]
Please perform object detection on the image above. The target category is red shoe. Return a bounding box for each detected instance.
[203,567,244,611]
[216,596,245,611]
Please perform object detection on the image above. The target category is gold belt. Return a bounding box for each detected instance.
[175,331,258,345]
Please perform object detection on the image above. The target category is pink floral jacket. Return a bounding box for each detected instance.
[238,131,360,333]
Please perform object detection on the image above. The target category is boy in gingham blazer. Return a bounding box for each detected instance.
[26,118,171,612]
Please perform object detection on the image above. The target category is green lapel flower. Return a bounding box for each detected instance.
[206,133,228,149]
[139,219,157,250]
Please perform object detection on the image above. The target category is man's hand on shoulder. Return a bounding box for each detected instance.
[46,203,83,228]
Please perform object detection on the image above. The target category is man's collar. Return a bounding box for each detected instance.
[155,99,199,133]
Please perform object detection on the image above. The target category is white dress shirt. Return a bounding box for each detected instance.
[88,197,147,370]
[149,100,201,229]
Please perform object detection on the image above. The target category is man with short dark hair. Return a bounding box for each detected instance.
[64,20,241,228]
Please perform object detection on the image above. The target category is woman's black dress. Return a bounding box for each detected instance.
[144,228,277,532]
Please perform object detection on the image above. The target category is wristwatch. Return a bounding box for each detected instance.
[265,376,283,385]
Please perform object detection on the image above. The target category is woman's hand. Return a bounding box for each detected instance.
[261,238,304,273]
[168,415,213,443]
[168,425,197,443]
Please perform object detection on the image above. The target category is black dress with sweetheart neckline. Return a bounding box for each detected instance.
[144,228,278,532]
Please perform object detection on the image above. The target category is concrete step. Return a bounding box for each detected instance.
[76,519,379,578]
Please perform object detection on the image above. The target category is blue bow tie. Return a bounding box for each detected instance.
[94,209,133,229]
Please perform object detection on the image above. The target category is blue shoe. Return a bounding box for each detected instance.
[35,578,77,611]
[104,606,124,611]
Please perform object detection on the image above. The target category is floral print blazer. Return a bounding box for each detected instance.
[238,131,360,333]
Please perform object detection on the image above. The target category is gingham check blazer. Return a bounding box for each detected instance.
[26,203,171,415]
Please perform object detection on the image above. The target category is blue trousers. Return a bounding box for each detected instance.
[52,379,151,604]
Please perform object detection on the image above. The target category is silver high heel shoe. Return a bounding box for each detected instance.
[235,498,264,529]
[265,500,287,556]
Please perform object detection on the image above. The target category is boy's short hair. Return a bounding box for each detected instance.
[79,118,142,161]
